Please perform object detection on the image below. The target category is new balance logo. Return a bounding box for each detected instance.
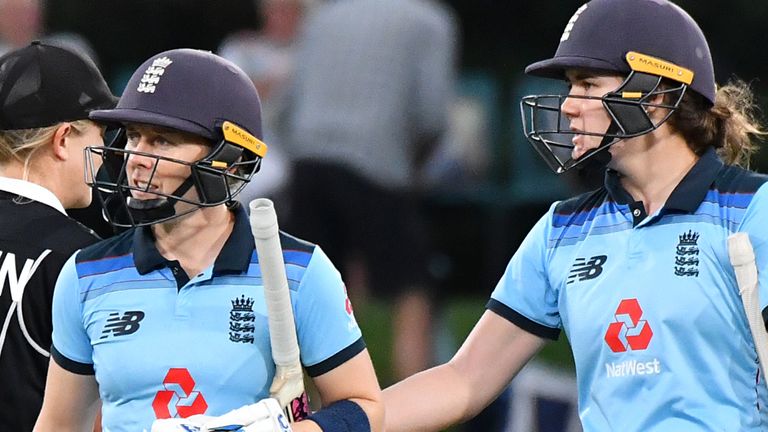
[100,311,145,339]
[567,255,607,284]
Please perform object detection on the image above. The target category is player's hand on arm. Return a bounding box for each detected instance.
[383,310,547,432]
[298,348,383,432]
[34,358,100,432]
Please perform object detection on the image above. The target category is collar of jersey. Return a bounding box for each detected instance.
[604,146,722,213]
[0,176,66,215]
[133,203,254,275]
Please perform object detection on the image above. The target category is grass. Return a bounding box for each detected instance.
[355,296,575,389]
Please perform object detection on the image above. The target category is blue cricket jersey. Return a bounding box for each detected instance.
[489,148,768,431]
[51,205,364,432]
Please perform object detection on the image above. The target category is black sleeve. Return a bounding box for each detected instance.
[304,337,366,377]
[50,345,95,375]
[486,299,561,340]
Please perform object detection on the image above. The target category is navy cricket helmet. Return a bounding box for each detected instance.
[520,0,715,173]
[85,48,268,227]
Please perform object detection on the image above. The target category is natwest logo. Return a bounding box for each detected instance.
[152,368,208,419]
[604,298,653,353]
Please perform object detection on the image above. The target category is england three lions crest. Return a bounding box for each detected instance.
[229,294,256,344]
[674,230,700,277]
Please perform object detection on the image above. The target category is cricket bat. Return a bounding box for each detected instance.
[727,232,768,388]
[249,198,310,422]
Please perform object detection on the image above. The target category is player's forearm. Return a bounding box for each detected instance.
[309,349,384,431]
[294,419,323,432]
[383,362,475,432]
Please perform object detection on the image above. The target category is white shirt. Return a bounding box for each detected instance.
[0,176,66,215]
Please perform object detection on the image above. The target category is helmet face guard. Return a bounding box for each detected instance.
[84,121,267,227]
[86,48,267,228]
[521,51,692,173]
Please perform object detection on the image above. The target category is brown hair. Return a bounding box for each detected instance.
[667,78,765,167]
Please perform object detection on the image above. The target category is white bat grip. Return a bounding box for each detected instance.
[250,198,301,368]
[728,232,768,383]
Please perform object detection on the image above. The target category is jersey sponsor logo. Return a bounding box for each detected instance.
[342,283,359,331]
[567,255,607,284]
[137,56,173,94]
[152,368,208,419]
[560,3,588,42]
[100,310,145,339]
[605,358,662,378]
[674,230,700,277]
[604,298,653,353]
[229,294,255,344]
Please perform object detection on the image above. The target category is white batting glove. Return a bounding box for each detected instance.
[203,398,292,432]
[151,414,212,432]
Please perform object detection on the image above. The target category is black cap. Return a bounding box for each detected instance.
[525,0,716,105]
[0,41,117,130]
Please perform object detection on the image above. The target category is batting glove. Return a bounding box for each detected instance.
[151,414,211,432]
[203,398,292,432]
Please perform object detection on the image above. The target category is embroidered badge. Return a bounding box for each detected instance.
[674,230,700,277]
[229,295,255,344]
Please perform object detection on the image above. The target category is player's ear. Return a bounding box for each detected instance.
[51,122,73,161]
[643,82,673,120]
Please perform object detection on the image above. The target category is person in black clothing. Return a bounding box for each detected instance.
[0,41,116,431]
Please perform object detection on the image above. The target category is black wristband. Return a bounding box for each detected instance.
[306,400,370,432]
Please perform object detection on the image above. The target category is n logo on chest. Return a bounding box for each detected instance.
[100,311,145,339]
[567,255,607,284]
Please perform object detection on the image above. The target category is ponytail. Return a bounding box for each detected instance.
[668,78,765,167]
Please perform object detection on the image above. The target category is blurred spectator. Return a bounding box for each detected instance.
[421,94,491,189]
[218,0,314,204]
[283,0,459,381]
[0,0,97,62]
[0,0,41,55]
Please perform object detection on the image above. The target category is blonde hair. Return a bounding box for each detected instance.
[0,119,94,180]
[668,78,765,167]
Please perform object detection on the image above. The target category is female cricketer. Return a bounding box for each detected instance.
[34,49,382,432]
[384,0,768,430]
